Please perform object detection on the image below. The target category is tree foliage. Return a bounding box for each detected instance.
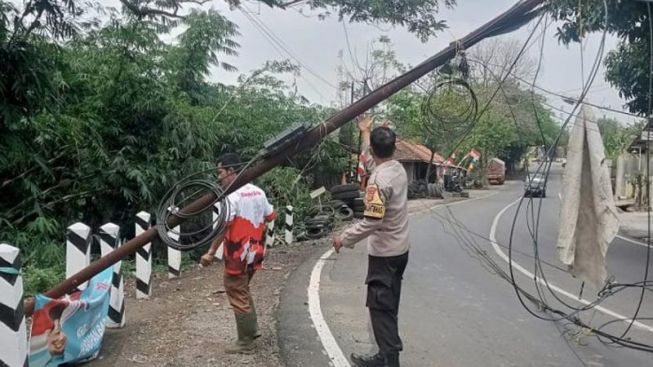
[596,117,645,162]
[0,1,351,294]
[548,0,652,115]
[387,47,560,168]
[228,0,456,42]
[169,9,240,100]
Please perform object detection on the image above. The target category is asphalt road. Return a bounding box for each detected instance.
[279,164,653,367]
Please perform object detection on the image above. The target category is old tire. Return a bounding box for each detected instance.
[328,200,348,209]
[305,227,327,239]
[307,205,335,217]
[333,190,360,201]
[334,206,354,221]
[330,184,359,194]
[353,197,365,210]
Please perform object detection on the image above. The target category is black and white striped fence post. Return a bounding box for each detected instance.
[99,222,125,328]
[0,244,27,367]
[135,211,152,299]
[213,203,224,261]
[168,225,181,279]
[66,222,91,290]
[285,205,293,245]
[265,220,275,251]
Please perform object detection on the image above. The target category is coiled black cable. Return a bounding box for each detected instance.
[156,158,258,251]
[156,175,230,251]
[420,76,479,143]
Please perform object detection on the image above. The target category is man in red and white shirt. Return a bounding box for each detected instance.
[201,153,276,354]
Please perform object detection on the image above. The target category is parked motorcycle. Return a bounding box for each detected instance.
[444,174,464,193]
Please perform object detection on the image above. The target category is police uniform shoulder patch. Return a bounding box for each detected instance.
[364,184,385,219]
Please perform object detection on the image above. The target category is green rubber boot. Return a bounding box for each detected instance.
[249,295,262,339]
[225,312,256,355]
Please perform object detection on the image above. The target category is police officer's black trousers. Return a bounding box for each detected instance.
[365,252,409,354]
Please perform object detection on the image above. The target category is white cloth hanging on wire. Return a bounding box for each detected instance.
[556,104,619,289]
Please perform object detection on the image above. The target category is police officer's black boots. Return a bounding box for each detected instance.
[385,352,400,367]
[350,352,386,367]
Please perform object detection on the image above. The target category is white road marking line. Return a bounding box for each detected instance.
[615,235,651,249]
[308,248,351,367]
[490,198,653,334]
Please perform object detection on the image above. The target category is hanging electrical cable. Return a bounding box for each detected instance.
[420,76,479,143]
[489,0,652,352]
[434,14,546,165]
[408,0,653,354]
[156,157,259,251]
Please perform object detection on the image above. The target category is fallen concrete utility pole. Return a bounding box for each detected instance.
[25,0,545,316]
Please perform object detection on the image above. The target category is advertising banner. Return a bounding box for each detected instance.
[29,267,112,367]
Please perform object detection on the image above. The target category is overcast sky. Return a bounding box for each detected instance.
[103,0,635,124]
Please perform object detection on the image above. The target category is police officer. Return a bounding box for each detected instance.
[333,114,409,367]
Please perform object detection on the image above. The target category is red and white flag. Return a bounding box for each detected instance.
[356,151,366,182]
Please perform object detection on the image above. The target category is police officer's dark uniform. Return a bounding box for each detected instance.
[338,130,409,367]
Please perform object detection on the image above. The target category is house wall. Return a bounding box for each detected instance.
[614,153,647,201]
[401,162,417,181]
[399,161,442,183]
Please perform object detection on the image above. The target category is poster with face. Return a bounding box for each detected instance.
[29,267,112,367]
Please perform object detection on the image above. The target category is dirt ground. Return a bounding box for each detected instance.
[89,241,319,367]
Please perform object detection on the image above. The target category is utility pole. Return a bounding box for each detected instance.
[354,79,367,184]
[348,80,356,182]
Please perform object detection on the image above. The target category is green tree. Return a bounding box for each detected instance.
[0,4,331,294]
[46,0,456,42]
[597,117,625,161]
[1,0,458,295]
[386,72,560,182]
[597,117,647,161]
[227,0,456,42]
[168,9,239,102]
[387,89,424,141]
[549,0,651,115]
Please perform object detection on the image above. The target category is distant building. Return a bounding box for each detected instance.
[614,121,653,206]
[394,139,447,183]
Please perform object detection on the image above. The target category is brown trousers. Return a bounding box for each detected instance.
[224,270,255,315]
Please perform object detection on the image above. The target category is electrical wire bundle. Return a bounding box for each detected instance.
[156,170,231,251]
[156,157,259,251]
[420,75,478,144]
[414,1,653,358]
[504,0,653,354]
[154,123,320,251]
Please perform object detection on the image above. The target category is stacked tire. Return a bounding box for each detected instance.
[427,183,444,199]
[408,180,443,199]
[408,181,426,199]
[330,184,365,219]
[304,213,333,240]
[352,197,365,218]
[330,184,359,201]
